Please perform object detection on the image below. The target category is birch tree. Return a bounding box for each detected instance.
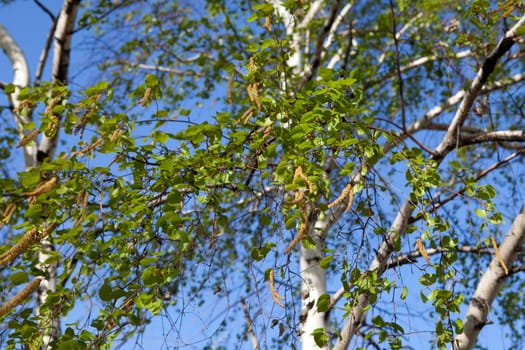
[1,1,525,349]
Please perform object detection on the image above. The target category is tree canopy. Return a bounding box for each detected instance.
[1,1,525,349]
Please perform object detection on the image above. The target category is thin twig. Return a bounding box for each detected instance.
[410,148,525,224]
[33,0,56,21]
[390,0,407,131]
[239,297,260,350]
[35,16,59,86]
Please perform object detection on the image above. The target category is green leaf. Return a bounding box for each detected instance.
[99,283,113,302]
[18,169,41,188]
[301,236,317,250]
[474,208,486,218]
[316,293,331,312]
[372,315,384,327]
[515,25,525,36]
[319,255,332,269]
[9,271,29,285]
[4,84,15,94]
[141,267,161,286]
[400,287,408,301]
[453,318,464,333]
[311,328,329,347]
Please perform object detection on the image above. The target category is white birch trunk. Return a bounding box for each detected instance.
[37,2,80,349]
[299,217,329,350]
[267,1,329,348]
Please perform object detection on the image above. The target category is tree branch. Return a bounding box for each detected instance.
[0,23,36,166]
[382,72,525,155]
[240,296,260,350]
[33,0,56,21]
[328,245,495,313]
[387,245,493,269]
[35,14,59,86]
[458,130,525,147]
[434,15,525,158]
[389,0,407,130]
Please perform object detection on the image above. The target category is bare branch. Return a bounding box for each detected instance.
[34,0,57,21]
[387,245,493,269]
[458,130,525,147]
[389,0,407,130]
[382,72,525,155]
[240,296,260,350]
[434,15,525,158]
[368,50,473,88]
[426,123,482,134]
[35,17,59,86]
[377,12,423,66]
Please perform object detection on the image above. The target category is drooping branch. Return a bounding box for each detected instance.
[453,202,525,350]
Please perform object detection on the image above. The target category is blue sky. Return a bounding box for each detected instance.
[0,2,522,350]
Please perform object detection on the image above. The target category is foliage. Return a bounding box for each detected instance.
[1,0,525,349]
